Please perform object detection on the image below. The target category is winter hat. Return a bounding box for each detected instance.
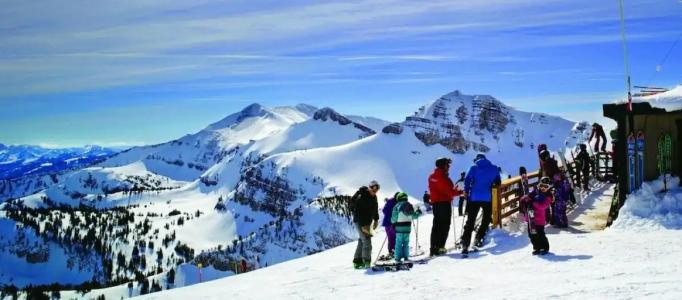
[395,192,408,202]
[473,153,486,162]
[435,157,452,168]
[369,180,380,189]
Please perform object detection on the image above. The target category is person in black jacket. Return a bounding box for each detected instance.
[352,180,380,269]
[575,144,591,191]
[589,123,608,152]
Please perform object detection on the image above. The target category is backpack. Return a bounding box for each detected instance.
[349,187,367,215]
[399,201,415,215]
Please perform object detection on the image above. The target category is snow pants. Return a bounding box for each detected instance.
[430,202,452,253]
[394,232,411,262]
[528,225,549,252]
[594,134,607,152]
[462,201,492,248]
[353,222,372,263]
[385,225,396,254]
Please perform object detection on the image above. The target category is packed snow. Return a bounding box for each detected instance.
[141,181,682,300]
[610,176,682,231]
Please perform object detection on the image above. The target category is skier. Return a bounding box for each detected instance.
[575,144,591,191]
[381,192,400,260]
[539,149,569,227]
[422,191,431,212]
[520,177,552,255]
[461,153,501,256]
[391,192,422,263]
[428,157,463,256]
[589,122,608,153]
[351,180,381,269]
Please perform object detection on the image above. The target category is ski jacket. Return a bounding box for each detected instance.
[576,150,591,171]
[391,200,420,234]
[464,158,502,202]
[521,191,552,226]
[589,124,606,141]
[381,198,397,227]
[428,168,463,203]
[351,186,379,226]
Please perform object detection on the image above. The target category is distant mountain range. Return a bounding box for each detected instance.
[0,144,121,180]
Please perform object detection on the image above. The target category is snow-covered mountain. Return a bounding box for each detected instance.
[0,144,119,180]
[0,90,592,298]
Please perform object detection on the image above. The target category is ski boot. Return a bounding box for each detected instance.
[461,248,469,258]
[474,237,484,248]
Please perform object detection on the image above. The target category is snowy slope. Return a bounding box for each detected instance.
[140,182,682,300]
[98,103,314,182]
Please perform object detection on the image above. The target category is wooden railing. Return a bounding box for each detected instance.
[491,152,613,228]
[492,171,540,228]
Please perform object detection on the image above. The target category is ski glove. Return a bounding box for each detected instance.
[361,226,373,237]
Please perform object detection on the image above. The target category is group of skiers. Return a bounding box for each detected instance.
[350,153,503,269]
[350,140,600,269]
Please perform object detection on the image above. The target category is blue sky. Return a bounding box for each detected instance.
[1,0,681,147]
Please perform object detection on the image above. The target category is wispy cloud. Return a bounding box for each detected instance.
[1,0,679,97]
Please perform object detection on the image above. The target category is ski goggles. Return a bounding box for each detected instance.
[538,183,551,190]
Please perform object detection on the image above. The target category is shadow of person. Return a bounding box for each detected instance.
[537,253,593,262]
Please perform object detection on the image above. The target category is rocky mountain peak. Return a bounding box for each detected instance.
[313,108,376,135]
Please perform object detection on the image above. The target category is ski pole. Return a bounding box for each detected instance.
[373,235,387,265]
[413,219,420,251]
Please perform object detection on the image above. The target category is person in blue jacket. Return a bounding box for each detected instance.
[461,153,501,256]
[381,193,399,259]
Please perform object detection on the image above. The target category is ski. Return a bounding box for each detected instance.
[371,261,414,272]
[557,148,581,206]
[636,130,645,189]
[627,132,636,193]
[657,133,673,191]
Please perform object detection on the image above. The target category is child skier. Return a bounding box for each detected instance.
[391,192,422,263]
[381,193,400,260]
[520,177,552,255]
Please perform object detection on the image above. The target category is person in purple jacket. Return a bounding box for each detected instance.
[520,177,553,255]
[382,192,400,258]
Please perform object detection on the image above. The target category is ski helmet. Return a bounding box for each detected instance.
[396,192,408,202]
[435,157,452,168]
[539,177,552,189]
[539,150,550,161]
[579,143,587,150]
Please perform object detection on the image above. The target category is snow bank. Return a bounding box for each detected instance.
[610,176,682,231]
[617,85,682,112]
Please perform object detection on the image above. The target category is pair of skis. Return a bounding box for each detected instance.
[627,131,646,193]
[657,133,672,191]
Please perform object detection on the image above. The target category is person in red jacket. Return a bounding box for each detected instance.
[428,157,463,256]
